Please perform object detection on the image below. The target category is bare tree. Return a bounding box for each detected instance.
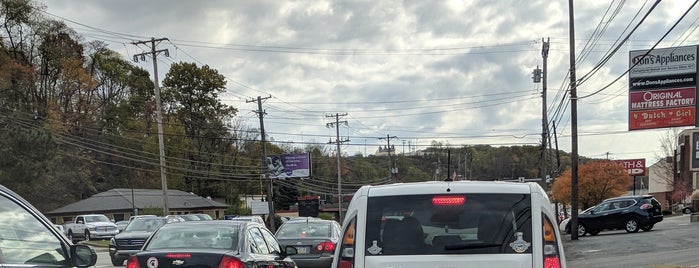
[656,128,694,207]
[654,128,681,185]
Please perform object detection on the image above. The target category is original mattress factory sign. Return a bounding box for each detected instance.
[628,45,698,131]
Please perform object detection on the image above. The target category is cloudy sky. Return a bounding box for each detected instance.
[43,1,699,164]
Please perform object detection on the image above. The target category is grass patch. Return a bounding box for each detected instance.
[81,239,110,247]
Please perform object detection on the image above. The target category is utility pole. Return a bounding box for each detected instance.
[247,95,275,232]
[132,37,170,216]
[568,0,581,240]
[326,113,349,222]
[541,37,550,185]
[379,135,398,182]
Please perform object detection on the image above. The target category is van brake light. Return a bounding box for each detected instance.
[432,196,465,205]
[542,215,562,268]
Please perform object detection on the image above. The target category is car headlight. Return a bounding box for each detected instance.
[87,227,97,231]
[110,238,116,246]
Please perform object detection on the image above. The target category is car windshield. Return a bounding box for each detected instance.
[276,221,331,239]
[194,214,213,220]
[365,193,532,255]
[146,224,239,250]
[84,215,110,223]
[180,215,201,221]
[124,218,166,232]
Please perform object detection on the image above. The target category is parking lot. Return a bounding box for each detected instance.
[564,214,699,268]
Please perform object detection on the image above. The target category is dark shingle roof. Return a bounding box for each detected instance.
[46,188,228,215]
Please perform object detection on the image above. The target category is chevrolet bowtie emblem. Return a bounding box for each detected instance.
[172,260,185,266]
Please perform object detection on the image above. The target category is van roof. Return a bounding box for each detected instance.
[363,180,537,197]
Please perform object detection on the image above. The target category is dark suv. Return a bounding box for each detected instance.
[108,216,168,265]
[576,195,663,236]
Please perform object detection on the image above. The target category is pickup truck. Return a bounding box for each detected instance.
[64,214,119,242]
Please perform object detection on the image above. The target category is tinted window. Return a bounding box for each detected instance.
[0,194,67,265]
[145,224,239,250]
[276,221,332,238]
[84,215,110,223]
[124,218,167,232]
[365,194,532,255]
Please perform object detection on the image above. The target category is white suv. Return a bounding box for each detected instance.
[332,181,566,268]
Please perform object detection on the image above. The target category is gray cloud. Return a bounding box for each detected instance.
[44,0,699,162]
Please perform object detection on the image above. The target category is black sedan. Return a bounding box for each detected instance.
[125,220,297,268]
[274,218,341,268]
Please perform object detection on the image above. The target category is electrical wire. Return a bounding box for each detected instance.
[579,0,698,99]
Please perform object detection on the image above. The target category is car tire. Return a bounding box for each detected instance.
[641,224,654,232]
[588,229,600,236]
[577,223,587,237]
[625,218,640,233]
[110,255,124,266]
[84,230,91,241]
[683,207,692,214]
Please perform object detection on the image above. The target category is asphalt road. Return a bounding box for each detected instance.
[563,214,699,268]
[92,214,699,267]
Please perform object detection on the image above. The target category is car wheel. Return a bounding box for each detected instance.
[84,230,91,241]
[588,229,600,236]
[625,218,640,233]
[110,255,124,266]
[67,231,74,242]
[641,224,654,232]
[577,223,587,237]
[683,207,692,214]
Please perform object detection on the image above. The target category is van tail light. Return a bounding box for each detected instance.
[335,218,356,268]
[542,216,562,268]
[640,203,653,210]
[339,260,353,268]
[316,241,336,253]
[125,256,140,268]
[218,256,244,268]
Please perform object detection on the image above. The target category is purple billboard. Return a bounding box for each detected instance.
[267,153,311,179]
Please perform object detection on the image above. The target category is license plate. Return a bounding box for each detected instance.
[296,246,310,254]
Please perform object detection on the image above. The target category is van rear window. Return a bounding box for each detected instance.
[365,193,532,255]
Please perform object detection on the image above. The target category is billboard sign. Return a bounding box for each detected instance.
[629,46,696,78]
[267,153,311,179]
[693,132,699,171]
[629,107,695,130]
[628,45,698,131]
[250,201,269,215]
[614,159,646,176]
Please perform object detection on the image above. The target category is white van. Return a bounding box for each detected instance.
[332,181,566,268]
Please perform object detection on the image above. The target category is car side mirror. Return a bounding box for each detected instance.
[71,244,97,267]
[285,245,298,256]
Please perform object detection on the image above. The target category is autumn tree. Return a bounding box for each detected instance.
[161,62,238,197]
[551,160,632,209]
